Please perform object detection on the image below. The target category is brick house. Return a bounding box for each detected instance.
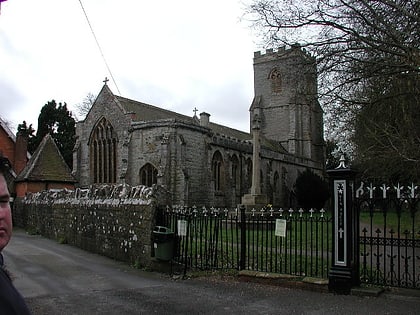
[0,117,30,195]
[0,117,30,175]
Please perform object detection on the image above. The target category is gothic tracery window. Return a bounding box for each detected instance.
[139,163,158,187]
[90,117,117,184]
[212,151,224,192]
[269,68,282,93]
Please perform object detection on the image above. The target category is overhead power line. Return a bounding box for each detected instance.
[78,0,121,95]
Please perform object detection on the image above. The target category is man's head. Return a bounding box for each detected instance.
[0,157,12,251]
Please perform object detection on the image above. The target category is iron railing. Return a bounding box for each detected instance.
[157,206,332,278]
[356,182,420,289]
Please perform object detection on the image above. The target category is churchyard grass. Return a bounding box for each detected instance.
[175,213,332,277]
[359,210,420,237]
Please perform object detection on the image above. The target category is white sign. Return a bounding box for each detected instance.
[177,220,188,236]
[275,219,287,237]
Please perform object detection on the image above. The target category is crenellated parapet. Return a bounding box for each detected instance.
[253,45,315,63]
[211,133,252,152]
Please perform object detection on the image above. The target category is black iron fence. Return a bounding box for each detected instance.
[157,206,332,278]
[157,182,419,290]
[356,182,420,289]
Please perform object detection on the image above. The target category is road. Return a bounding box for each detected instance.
[3,230,419,315]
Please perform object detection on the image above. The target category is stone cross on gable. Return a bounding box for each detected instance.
[193,107,198,116]
[103,77,109,85]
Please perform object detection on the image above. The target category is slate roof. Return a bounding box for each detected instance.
[99,85,288,153]
[0,117,16,142]
[15,134,75,183]
[261,137,288,154]
[115,95,252,142]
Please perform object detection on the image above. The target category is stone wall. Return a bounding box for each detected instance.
[13,187,159,269]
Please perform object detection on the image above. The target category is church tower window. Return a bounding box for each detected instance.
[90,117,117,184]
[140,163,158,187]
[269,68,282,93]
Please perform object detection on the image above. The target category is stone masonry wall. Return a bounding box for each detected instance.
[13,195,157,269]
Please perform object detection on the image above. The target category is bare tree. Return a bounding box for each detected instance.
[245,0,419,179]
[75,93,96,120]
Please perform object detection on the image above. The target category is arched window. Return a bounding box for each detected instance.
[212,151,224,192]
[231,154,239,190]
[269,68,282,93]
[90,117,117,184]
[139,163,158,187]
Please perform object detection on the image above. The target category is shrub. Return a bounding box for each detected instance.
[295,169,330,210]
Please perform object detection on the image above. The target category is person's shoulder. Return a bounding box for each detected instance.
[0,266,32,314]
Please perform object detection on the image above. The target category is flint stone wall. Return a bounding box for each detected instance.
[13,186,160,268]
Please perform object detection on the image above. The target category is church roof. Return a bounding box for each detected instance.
[115,94,252,142]
[15,134,75,183]
[261,137,288,154]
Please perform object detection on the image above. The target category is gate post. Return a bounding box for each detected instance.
[327,155,359,294]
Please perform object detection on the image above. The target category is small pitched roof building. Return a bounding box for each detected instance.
[15,134,76,197]
[73,47,325,208]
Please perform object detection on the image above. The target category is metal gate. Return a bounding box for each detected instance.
[355,182,420,289]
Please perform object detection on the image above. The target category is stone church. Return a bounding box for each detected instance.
[73,46,325,208]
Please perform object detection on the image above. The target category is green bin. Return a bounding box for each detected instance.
[153,226,174,261]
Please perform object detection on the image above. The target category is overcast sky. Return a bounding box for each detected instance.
[0,0,262,134]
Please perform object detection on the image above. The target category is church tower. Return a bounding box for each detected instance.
[250,46,324,164]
